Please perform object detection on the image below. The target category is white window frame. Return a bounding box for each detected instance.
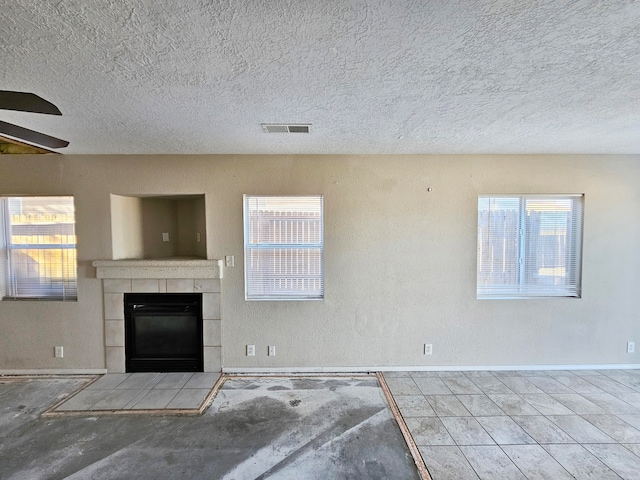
[1,196,77,301]
[244,195,324,301]
[477,194,583,299]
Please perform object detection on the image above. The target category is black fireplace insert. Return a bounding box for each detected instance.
[124,293,203,372]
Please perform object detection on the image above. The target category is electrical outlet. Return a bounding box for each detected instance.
[162,232,170,242]
[246,344,255,356]
[54,346,64,358]
[225,255,235,267]
[424,343,433,355]
[268,345,276,356]
[196,232,201,242]
[628,341,635,353]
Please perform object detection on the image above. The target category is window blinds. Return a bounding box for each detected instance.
[244,195,323,300]
[2,196,77,300]
[477,195,583,299]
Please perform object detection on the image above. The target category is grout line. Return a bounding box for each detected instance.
[42,375,101,415]
[377,372,432,480]
[122,388,154,410]
[494,443,531,480]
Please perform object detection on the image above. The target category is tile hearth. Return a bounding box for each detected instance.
[47,372,220,414]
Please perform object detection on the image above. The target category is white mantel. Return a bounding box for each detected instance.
[93,259,223,373]
[93,259,223,279]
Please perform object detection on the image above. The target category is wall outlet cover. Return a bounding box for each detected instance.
[424,343,433,355]
[54,346,64,358]
[628,341,635,353]
[268,345,276,356]
[246,344,255,356]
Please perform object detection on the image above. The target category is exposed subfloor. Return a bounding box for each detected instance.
[384,369,640,480]
[0,375,420,479]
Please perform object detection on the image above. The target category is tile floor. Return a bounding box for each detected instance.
[384,369,640,480]
[48,372,219,413]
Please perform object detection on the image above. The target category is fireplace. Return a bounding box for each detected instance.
[124,293,203,372]
[94,259,223,373]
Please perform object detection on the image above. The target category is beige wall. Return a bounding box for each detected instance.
[111,194,144,260]
[176,197,207,258]
[0,154,639,371]
[141,198,178,258]
[0,204,5,298]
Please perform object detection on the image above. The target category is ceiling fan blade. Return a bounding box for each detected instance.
[0,91,62,115]
[0,120,69,149]
[0,135,55,154]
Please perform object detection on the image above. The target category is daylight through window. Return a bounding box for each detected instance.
[244,195,323,300]
[477,195,583,299]
[1,196,77,301]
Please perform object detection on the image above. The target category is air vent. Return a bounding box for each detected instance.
[261,123,311,133]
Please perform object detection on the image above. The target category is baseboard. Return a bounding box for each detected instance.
[2,364,637,376]
[0,369,107,376]
[223,364,640,375]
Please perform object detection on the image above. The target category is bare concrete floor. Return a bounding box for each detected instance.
[0,375,420,479]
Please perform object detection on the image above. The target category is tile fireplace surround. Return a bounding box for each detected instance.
[93,259,223,373]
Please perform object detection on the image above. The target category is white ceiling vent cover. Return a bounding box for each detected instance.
[261,123,311,133]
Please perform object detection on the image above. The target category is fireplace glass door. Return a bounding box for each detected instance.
[124,293,203,372]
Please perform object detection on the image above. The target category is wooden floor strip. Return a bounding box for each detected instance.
[377,372,432,480]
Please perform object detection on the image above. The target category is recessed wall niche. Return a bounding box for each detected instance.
[110,194,206,260]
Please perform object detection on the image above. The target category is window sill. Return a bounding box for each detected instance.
[2,297,77,302]
[477,296,581,300]
[245,297,324,302]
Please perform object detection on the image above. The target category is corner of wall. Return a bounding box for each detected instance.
[0,201,6,298]
[110,194,144,259]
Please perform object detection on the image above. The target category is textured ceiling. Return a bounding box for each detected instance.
[1,0,639,154]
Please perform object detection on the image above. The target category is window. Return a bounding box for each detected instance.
[477,195,583,299]
[1,196,77,300]
[244,195,323,300]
